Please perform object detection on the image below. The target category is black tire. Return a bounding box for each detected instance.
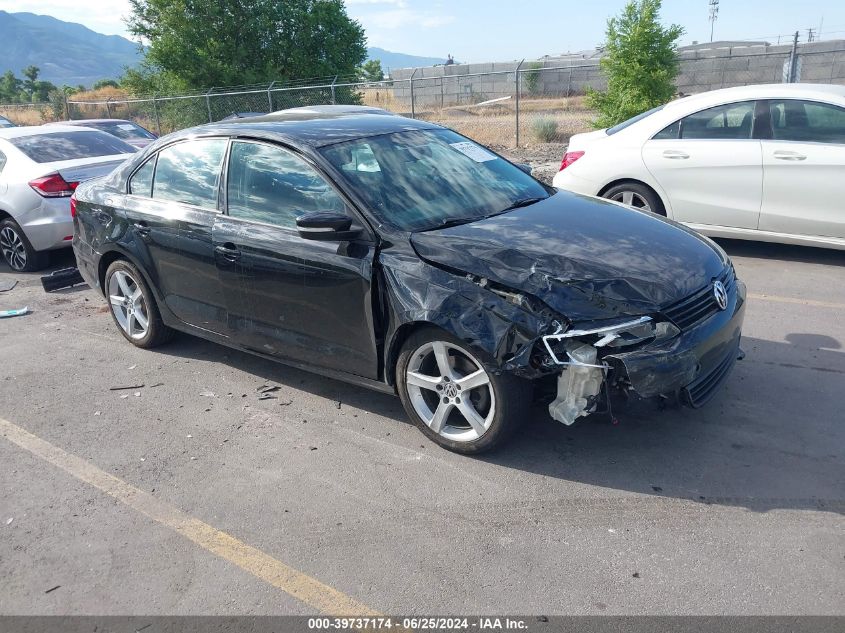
[104,259,175,348]
[396,327,532,454]
[0,218,49,272]
[602,182,665,216]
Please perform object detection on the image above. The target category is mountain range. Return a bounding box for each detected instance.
[0,10,446,88]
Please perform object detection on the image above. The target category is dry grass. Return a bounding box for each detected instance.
[0,107,48,126]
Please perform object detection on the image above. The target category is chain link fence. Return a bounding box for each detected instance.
[2,42,844,149]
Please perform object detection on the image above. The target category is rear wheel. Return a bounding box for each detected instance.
[396,328,531,454]
[602,182,665,216]
[105,259,175,348]
[0,219,48,272]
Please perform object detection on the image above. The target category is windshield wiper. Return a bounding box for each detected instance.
[499,196,547,213]
[422,216,483,231]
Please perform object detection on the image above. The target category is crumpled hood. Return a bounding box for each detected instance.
[410,190,727,321]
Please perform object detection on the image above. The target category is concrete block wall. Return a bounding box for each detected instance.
[389,40,845,107]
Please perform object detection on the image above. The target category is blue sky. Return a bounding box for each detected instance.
[4,0,845,62]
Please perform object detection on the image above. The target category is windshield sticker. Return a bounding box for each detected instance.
[117,124,137,131]
[449,142,498,163]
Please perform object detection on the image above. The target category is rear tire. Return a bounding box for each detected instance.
[0,218,48,272]
[105,259,175,348]
[396,327,531,454]
[602,182,665,216]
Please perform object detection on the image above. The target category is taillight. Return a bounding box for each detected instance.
[28,173,79,198]
[70,193,78,218]
[559,151,585,171]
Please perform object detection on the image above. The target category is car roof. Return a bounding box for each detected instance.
[0,124,100,139]
[666,83,845,112]
[177,105,436,148]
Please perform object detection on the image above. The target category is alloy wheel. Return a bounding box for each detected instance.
[405,341,496,442]
[0,226,27,271]
[610,190,652,211]
[108,270,150,340]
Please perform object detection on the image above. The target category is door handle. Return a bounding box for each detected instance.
[133,221,151,235]
[215,243,241,261]
[662,150,690,159]
[773,150,807,161]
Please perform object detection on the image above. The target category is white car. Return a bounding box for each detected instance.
[553,83,845,250]
[0,125,136,271]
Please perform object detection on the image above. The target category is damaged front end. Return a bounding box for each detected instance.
[541,316,681,425]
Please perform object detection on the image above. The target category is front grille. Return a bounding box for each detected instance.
[682,344,739,408]
[662,267,735,331]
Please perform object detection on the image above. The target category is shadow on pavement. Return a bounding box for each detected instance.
[153,328,845,516]
[715,238,845,265]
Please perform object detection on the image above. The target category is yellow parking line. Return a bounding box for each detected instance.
[0,417,379,616]
[748,293,845,310]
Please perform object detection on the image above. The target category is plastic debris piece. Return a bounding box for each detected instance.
[94,411,101,416]
[0,306,28,318]
[0,280,18,292]
[200,390,216,398]
[5,517,12,525]
[110,384,144,391]
[120,394,129,399]
[41,267,84,292]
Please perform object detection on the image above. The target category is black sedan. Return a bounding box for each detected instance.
[72,106,746,453]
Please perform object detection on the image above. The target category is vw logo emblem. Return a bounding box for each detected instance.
[443,383,459,398]
[713,280,728,311]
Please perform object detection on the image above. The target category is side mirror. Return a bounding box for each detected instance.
[296,211,361,241]
[515,163,532,175]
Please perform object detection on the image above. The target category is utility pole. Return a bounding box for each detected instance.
[708,0,720,42]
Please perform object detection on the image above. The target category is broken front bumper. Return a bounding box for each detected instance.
[605,279,747,406]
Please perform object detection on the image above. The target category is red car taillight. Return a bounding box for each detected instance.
[70,193,78,218]
[559,151,585,171]
[28,173,79,198]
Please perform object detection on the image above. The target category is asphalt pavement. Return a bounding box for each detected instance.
[1,240,843,615]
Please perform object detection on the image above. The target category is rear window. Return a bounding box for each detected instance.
[9,130,135,163]
[606,105,665,135]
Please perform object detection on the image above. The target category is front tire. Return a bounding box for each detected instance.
[396,328,531,454]
[602,182,665,216]
[0,219,48,272]
[105,259,174,348]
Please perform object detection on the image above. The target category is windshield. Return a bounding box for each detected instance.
[10,131,136,163]
[606,105,665,135]
[84,121,156,141]
[320,128,550,231]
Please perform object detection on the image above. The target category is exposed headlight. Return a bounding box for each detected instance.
[542,316,679,365]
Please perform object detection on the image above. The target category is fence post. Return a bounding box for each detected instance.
[153,95,162,136]
[787,31,799,82]
[105,97,112,119]
[330,76,338,105]
[409,68,419,119]
[206,87,214,122]
[440,76,444,109]
[515,59,525,148]
[64,95,70,120]
[267,81,276,112]
[566,62,573,97]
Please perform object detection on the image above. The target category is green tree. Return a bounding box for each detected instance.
[359,59,384,82]
[92,79,120,90]
[523,62,543,95]
[127,0,367,89]
[587,0,683,128]
[22,66,40,98]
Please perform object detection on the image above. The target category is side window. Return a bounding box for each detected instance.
[152,139,227,207]
[0,149,6,173]
[653,120,680,140]
[770,100,845,144]
[128,157,155,197]
[226,141,346,228]
[680,102,755,140]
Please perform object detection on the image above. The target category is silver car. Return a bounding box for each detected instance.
[46,119,158,150]
[0,125,136,271]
